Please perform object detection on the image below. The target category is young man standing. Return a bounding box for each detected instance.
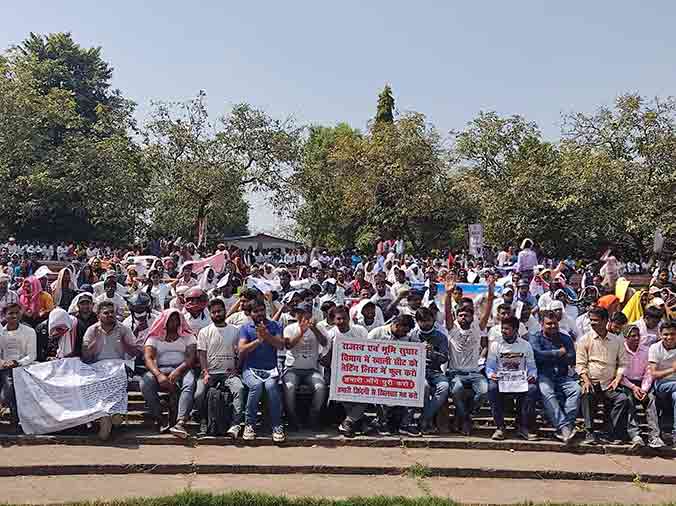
[195,299,245,438]
[0,303,37,427]
[486,316,538,441]
[648,321,676,449]
[576,306,631,445]
[530,310,580,444]
[282,304,328,431]
[238,299,286,443]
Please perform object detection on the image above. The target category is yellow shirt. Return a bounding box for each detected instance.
[575,330,626,390]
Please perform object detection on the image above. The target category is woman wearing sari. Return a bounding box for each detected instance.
[19,276,54,327]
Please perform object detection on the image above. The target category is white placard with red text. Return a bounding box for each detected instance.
[329,336,426,408]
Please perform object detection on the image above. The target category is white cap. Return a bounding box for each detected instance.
[548,300,565,311]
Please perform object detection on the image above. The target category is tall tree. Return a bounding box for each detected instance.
[143,92,303,244]
[375,85,395,125]
[0,32,147,242]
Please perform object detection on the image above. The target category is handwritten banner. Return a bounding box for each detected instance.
[329,336,426,408]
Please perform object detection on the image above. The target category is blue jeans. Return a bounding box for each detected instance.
[654,380,676,433]
[242,368,282,428]
[487,379,537,430]
[140,367,195,421]
[422,371,449,423]
[447,370,488,420]
[538,375,581,431]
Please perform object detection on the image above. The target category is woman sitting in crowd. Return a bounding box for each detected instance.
[141,308,197,439]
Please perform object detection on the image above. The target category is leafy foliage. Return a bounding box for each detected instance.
[285,88,475,253]
[0,32,147,242]
[143,92,303,242]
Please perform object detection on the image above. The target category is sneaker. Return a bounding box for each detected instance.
[198,421,208,437]
[516,428,538,441]
[583,431,599,445]
[630,435,645,449]
[169,421,189,439]
[97,416,113,440]
[399,425,422,437]
[338,421,355,438]
[227,425,241,440]
[491,428,505,441]
[560,425,573,445]
[242,424,256,441]
[272,425,286,443]
[111,414,124,427]
[648,436,665,449]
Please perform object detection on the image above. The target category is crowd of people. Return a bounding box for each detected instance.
[0,236,675,450]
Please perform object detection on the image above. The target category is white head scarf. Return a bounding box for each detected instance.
[51,268,77,306]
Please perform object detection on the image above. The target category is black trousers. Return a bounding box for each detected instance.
[580,383,631,439]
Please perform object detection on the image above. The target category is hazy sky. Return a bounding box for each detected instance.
[3,2,676,232]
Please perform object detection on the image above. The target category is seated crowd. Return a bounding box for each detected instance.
[0,238,675,450]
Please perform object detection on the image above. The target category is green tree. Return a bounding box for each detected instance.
[144,92,303,244]
[375,85,395,125]
[562,94,676,256]
[285,90,474,253]
[0,32,147,242]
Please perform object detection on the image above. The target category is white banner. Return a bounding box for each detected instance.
[468,223,484,257]
[329,336,426,408]
[13,358,128,435]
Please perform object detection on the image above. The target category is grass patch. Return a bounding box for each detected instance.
[57,490,460,506]
[405,462,433,480]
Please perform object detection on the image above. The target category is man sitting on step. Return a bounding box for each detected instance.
[530,310,580,445]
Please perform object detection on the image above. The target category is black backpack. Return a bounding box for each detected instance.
[206,381,233,436]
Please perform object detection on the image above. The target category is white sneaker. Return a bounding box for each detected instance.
[242,424,256,441]
[272,425,286,443]
[97,416,113,440]
[227,425,241,439]
[648,436,665,449]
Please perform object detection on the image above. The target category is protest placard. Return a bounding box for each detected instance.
[329,336,426,408]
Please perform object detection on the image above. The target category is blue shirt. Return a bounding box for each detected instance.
[239,320,282,371]
[529,331,576,379]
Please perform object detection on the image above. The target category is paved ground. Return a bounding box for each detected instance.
[1,444,674,478]
[3,473,676,505]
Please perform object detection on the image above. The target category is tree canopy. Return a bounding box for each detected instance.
[2,32,673,259]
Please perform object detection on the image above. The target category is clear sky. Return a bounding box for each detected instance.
[3,2,676,232]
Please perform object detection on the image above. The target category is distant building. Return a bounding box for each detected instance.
[224,233,303,251]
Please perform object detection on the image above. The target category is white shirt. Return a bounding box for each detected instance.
[0,324,37,366]
[488,322,528,344]
[94,292,126,320]
[183,310,212,334]
[197,323,239,375]
[283,322,321,370]
[367,324,418,342]
[226,311,251,328]
[448,320,483,372]
[327,324,369,346]
[217,295,239,313]
[123,312,159,348]
[150,284,170,311]
[648,341,676,383]
[146,335,197,367]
